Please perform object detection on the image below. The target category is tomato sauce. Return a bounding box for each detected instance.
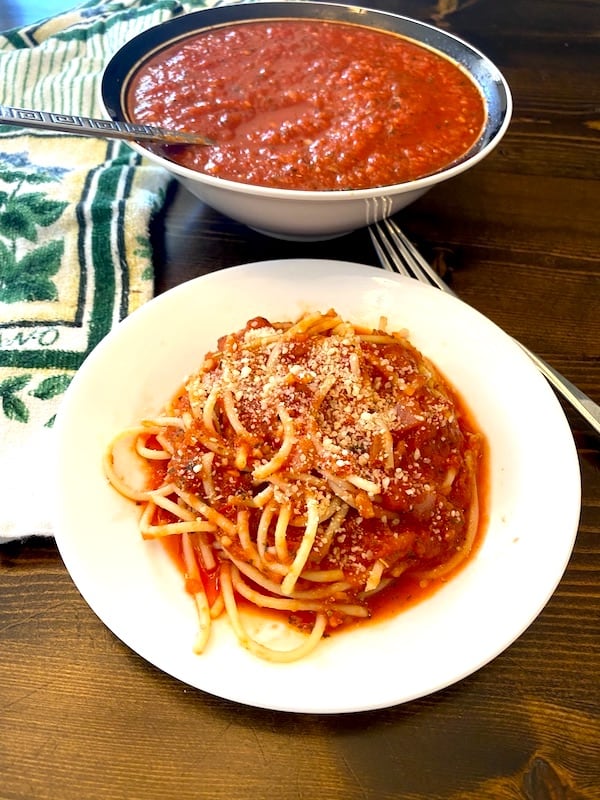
[128,19,486,190]
[360,426,489,628]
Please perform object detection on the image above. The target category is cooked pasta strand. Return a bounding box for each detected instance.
[252,406,295,481]
[274,501,291,562]
[221,564,328,663]
[281,497,320,596]
[181,533,211,653]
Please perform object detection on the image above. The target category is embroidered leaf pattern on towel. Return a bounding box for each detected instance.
[30,373,72,400]
[32,373,73,427]
[0,152,68,303]
[0,374,31,422]
[0,371,72,424]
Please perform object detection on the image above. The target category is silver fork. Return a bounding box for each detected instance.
[369,217,600,436]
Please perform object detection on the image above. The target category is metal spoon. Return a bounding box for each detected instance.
[0,104,215,146]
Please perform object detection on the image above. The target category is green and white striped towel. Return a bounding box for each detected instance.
[0,0,221,542]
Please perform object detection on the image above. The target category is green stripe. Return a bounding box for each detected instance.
[117,163,137,321]
[87,154,121,350]
[3,55,15,103]
[0,350,82,371]
[74,161,97,325]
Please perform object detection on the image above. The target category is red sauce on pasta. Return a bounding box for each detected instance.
[128,19,486,190]
[106,311,487,661]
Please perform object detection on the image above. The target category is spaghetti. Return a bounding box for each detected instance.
[104,310,485,662]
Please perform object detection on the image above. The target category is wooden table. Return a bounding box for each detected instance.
[1,2,598,798]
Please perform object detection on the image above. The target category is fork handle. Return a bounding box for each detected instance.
[518,342,600,436]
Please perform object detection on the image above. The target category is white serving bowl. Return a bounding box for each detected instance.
[101,2,512,240]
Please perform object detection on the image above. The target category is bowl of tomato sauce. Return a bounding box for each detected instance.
[101,1,512,240]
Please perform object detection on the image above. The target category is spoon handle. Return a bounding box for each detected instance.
[0,104,214,146]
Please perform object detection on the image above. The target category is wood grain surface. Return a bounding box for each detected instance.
[1,1,598,799]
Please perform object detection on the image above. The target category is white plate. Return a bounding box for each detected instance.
[54,260,581,713]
